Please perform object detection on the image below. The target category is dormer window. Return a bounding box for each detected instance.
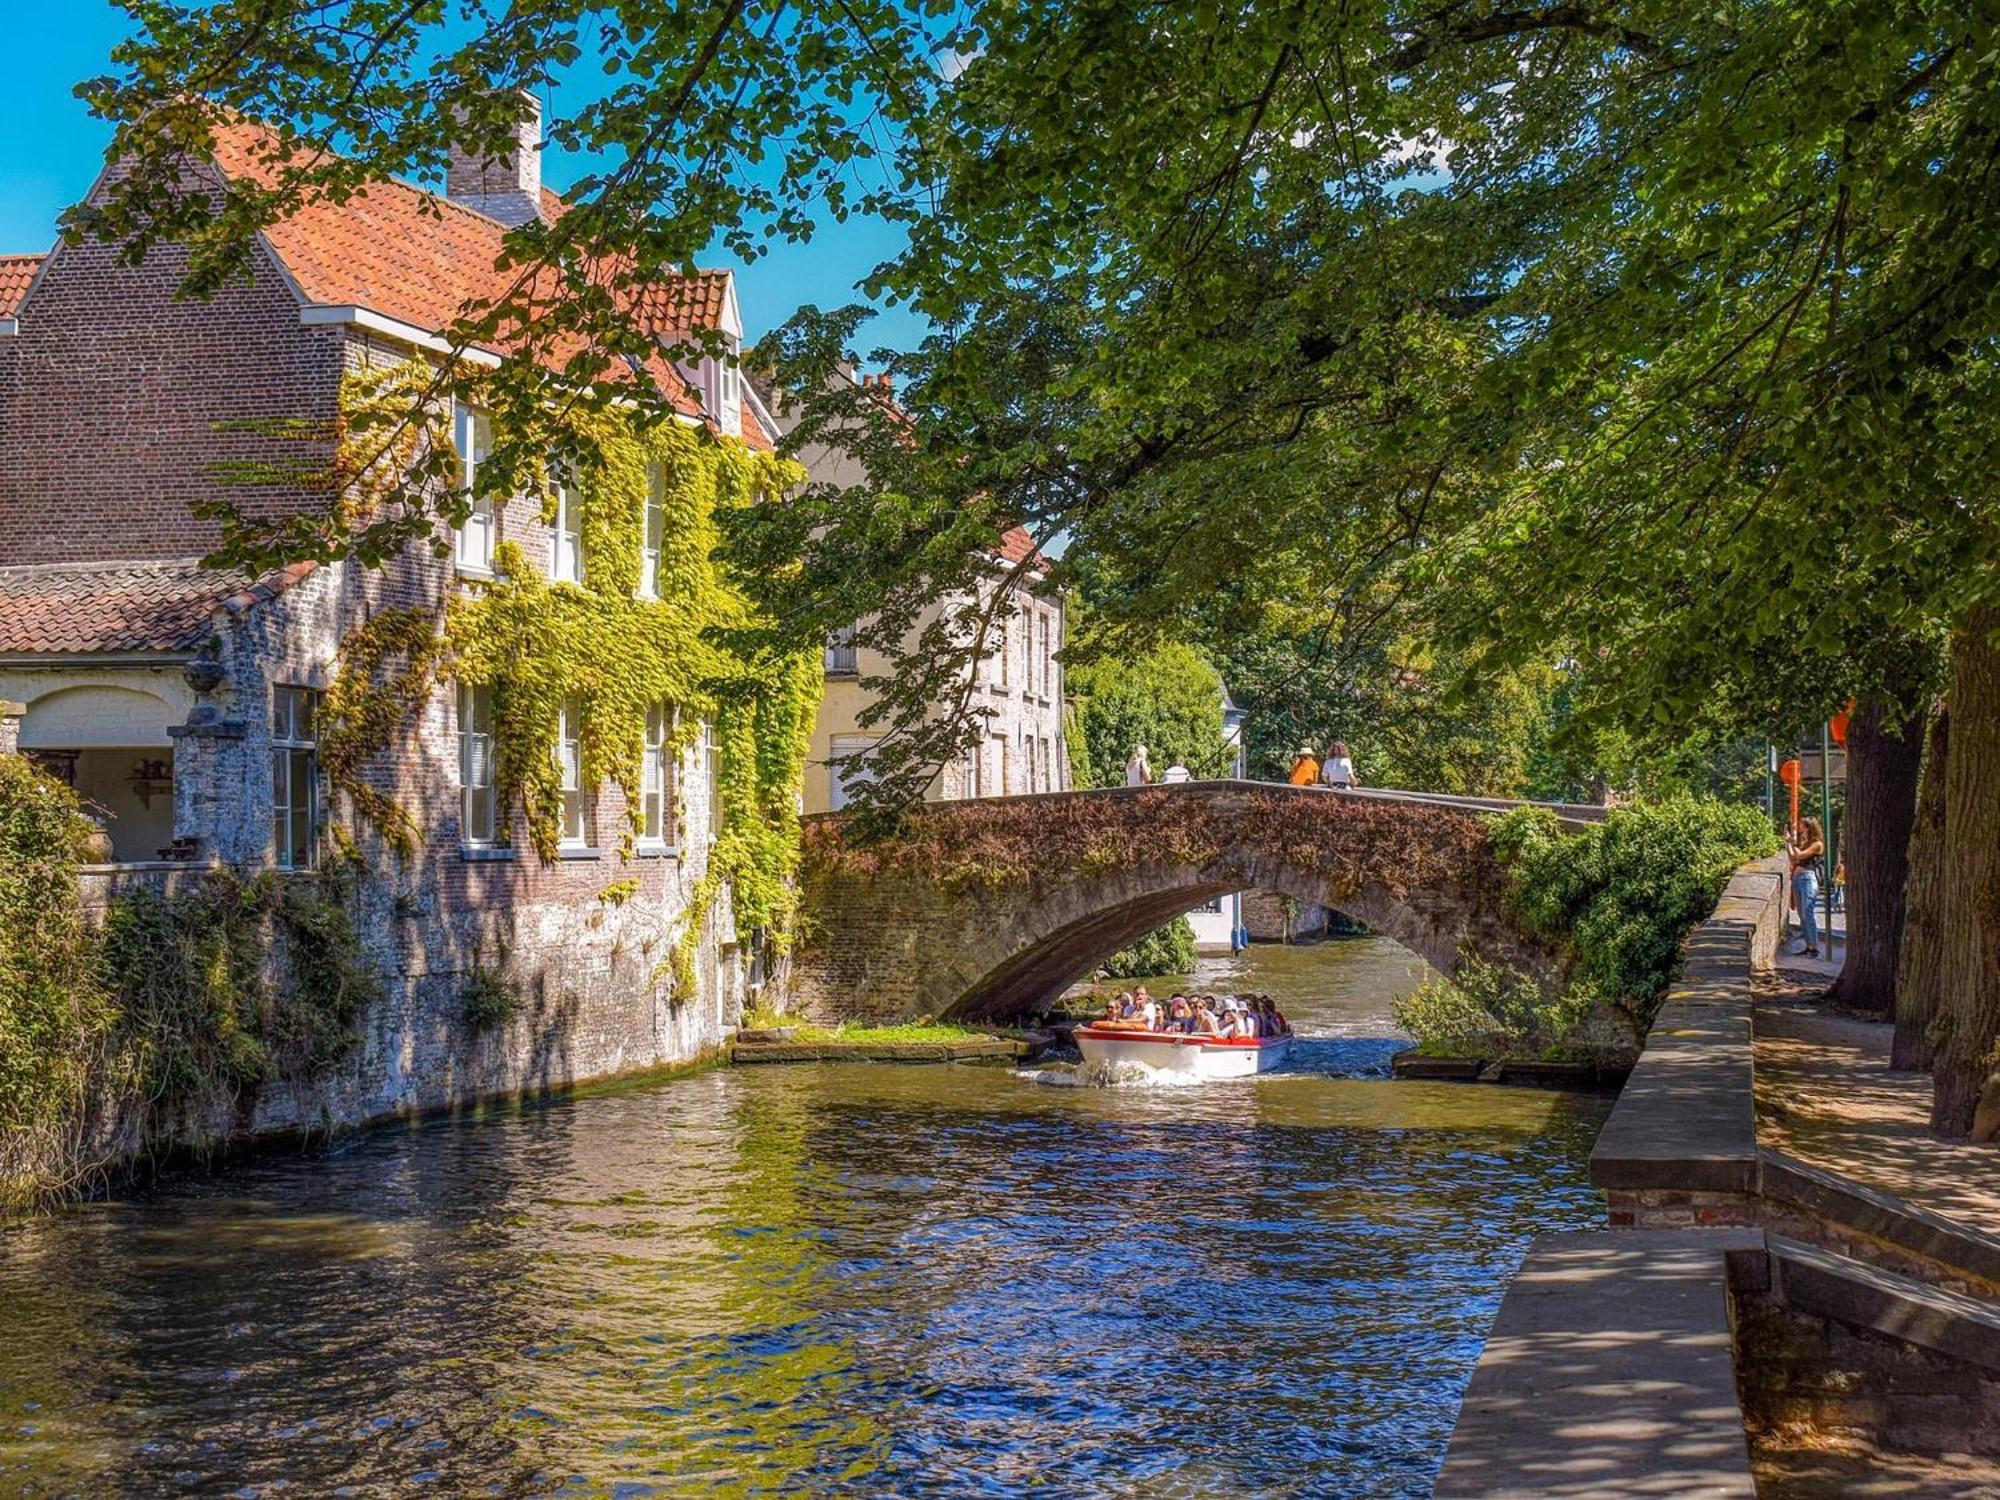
[711,336,742,431]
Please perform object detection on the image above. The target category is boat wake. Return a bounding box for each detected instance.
[1018,1059,1209,1089]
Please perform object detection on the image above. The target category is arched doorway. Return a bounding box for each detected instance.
[21,684,176,861]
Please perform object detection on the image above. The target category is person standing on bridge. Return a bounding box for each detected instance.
[1125,744,1152,786]
[1287,745,1320,785]
[1320,741,1359,790]
[1162,759,1191,784]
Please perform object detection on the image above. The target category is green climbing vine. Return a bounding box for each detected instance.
[0,751,383,1209]
[316,360,820,996]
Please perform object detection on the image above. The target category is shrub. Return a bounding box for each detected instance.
[1487,796,1776,1012]
[100,866,381,1143]
[0,757,114,1204]
[1096,916,1197,980]
[1392,956,1574,1056]
[461,967,519,1031]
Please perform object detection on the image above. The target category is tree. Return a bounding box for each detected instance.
[89,5,2000,1128]
[1066,642,1226,788]
[1894,704,1949,1071]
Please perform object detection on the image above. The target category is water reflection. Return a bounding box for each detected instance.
[0,938,1607,1497]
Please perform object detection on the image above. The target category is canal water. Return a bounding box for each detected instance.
[0,937,1612,1497]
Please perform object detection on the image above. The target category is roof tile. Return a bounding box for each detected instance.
[0,558,313,654]
[0,255,42,318]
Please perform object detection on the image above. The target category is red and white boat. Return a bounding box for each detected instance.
[1073,1025,1293,1080]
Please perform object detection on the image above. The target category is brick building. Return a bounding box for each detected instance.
[0,100,790,1128]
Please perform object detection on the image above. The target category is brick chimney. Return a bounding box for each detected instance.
[447,90,544,227]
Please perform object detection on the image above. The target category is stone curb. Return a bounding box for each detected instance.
[1768,1233,2000,1376]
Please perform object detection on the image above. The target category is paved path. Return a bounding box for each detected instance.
[1435,1229,1760,1498]
[1754,976,2000,1248]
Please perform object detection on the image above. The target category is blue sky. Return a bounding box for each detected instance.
[0,3,924,352]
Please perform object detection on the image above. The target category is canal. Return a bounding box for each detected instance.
[0,936,1612,1497]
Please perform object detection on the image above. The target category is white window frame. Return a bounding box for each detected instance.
[459,682,497,846]
[996,610,1010,690]
[825,622,858,675]
[702,719,723,839]
[640,702,678,851]
[454,404,497,574]
[550,465,584,584]
[640,464,665,599]
[271,685,319,870]
[830,734,881,812]
[961,740,981,799]
[1038,612,1052,701]
[556,698,587,848]
[711,335,743,431]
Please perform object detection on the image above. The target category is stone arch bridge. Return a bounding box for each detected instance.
[787,781,1605,1024]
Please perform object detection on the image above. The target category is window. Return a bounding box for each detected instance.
[961,741,981,799]
[702,720,722,838]
[459,683,496,844]
[830,735,880,812]
[996,734,1012,795]
[454,406,496,572]
[550,465,584,584]
[711,335,743,428]
[1043,735,1055,791]
[556,698,586,847]
[640,465,666,599]
[642,703,677,848]
[1038,613,1052,700]
[825,623,858,675]
[271,686,319,870]
[995,611,1010,689]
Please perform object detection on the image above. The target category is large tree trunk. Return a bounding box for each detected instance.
[1893,705,1948,1071]
[1826,689,1925,1017]
[1929,610,2000,1136]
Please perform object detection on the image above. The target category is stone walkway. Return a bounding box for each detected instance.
[1754,972,2000,1240]
[1752,974,2000,1497]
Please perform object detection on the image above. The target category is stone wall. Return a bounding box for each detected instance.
[1593,855,1786,1227]
[1241,887,1330,942]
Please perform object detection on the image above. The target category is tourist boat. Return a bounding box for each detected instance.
[1073,1024,1293,1079]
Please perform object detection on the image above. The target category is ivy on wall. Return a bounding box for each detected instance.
[0,754,383,1209]
[319,360,820,994]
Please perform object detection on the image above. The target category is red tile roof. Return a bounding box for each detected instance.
[0,558,312,654]
[201,119,738,419]
[0,255,42,317]
[996,526,1047,569]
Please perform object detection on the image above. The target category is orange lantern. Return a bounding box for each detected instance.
[1829,701,1853,749]
[1777,758,1801,787]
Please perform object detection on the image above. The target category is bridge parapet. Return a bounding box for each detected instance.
[790,780,1578,1023]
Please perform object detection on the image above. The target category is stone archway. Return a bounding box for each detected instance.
[788,782,1589,1024]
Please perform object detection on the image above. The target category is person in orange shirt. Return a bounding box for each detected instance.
[1288,745,1320,786]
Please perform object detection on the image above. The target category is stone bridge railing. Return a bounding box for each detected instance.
[788,779,1601,1023]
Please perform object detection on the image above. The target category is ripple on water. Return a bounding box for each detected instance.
[0,937,1609,1497]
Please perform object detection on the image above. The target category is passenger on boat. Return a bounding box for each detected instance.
[1167,995,1193,1032]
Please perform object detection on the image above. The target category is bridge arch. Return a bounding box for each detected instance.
[789,782,1593,1024]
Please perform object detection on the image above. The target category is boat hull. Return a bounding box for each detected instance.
[1074,1026,1293,1079]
